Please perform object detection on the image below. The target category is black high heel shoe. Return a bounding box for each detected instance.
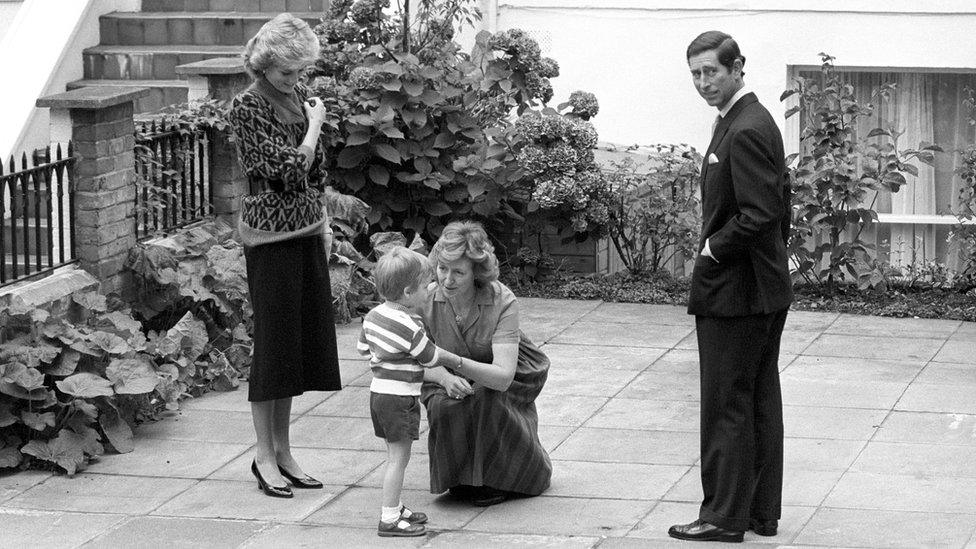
[251,460,293,498]
[278,465,323,489]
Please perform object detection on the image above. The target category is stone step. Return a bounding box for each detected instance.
[141,0,326,12]
[99,11,325,46]
[67,79,189,114]
[83,45,240,80]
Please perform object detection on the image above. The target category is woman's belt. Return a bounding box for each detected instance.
[248,177,287,194]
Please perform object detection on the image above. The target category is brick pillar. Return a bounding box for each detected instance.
[176,58,250,228]
[36,87,150,294]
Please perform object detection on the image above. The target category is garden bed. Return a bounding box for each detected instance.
[508,271,976,322]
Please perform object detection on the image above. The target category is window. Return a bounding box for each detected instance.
[792,68,976,270]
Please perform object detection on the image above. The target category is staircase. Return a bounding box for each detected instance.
[68,0,329,114]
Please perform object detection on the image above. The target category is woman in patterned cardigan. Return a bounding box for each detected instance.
[228,13,341,499]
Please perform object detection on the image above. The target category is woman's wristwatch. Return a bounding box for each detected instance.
[455,355,463,373]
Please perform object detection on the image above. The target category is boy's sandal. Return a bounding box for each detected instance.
[377,519,426,537]
[400,505,428,524]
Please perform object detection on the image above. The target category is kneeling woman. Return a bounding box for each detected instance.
[420,221,552,506]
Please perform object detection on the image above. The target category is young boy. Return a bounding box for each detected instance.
[357,246,459,538]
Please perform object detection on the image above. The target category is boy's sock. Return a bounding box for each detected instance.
[381,505,402,524]
[398,502,414,519]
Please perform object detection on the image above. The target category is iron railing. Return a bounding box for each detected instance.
[134,120,214,240]
[0,145,77,286]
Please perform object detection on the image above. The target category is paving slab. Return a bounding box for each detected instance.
[0,509,126,549]
[875,411,976,445]
[462,495,655,537]
[782,405,888,440]
[0,470,52,504]
[82,516,267,549]
[540,343,667,370]
[545,460,687,500]
[178,384,333,414]
[550,427,699,465]
[824,472,976,513]
[895,383,976,414]
[780,355,926,383]
[535,393,609,426]
[582,302,694,326]
[933,339,976,363]
[794,508,976,548]
[4,474,196,514]
[802,333,944,361]
[288,416,388,451]
[780,377,908,409]
[544,363,642,397]
[675,328,821,355]
[209,447,385,485]
[550,321,693,348]
[305,385,372,418]
[826,314,961,338]
[304,486,482,530]
[850,441,976,477]
[83,439,249,478]
[914,362,976,385]
[132,409,256,444]
[584,398,699,431]
[616,369,700,401]
[784,438,867,471]
[150,479,341,522]
[240,523,429,548]
[426,532,600,548]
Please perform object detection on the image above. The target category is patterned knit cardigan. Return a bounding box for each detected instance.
[227,83,328,247]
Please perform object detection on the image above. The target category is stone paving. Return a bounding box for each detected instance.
[2,299,976,548]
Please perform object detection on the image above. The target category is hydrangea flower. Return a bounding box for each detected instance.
[536,57,560,78]
[350,0,389,25]
[348,66,380,90]
[568,91,599,120]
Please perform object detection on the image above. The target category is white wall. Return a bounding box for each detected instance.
[0,1,24,43]
[0,0,140,161]
[492,1,976,154]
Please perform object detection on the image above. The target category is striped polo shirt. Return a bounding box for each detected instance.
[357,302,440,396]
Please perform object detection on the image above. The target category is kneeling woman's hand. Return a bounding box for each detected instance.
[442,374,473,400]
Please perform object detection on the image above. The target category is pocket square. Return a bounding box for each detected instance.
[708,153,719,164]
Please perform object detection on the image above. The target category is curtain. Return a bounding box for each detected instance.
[800,70,976,270]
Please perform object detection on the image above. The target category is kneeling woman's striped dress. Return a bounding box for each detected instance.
[228,79,341,402]
[419,281,552,496]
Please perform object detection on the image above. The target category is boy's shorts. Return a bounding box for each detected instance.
[370,393,420,442]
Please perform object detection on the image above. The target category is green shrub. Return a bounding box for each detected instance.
[782,53,941,292]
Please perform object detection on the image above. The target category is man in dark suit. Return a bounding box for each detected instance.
[668,31,793,544]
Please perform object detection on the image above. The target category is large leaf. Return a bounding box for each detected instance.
[101,311,143,338]
[98,405,134,454]
[106,357,161,395]
[68,425,104,457]
[22,434,86,475]
[368,164,390,186]
[373,143,401,164]
[88,331,132,355]
[1,342,60,368]
[21,411,55,431]
[2,362,46,391]
[369,232,408,257]
[73,291,107,313]
[0,445,22,468]
[43,349,80,376]
[165,312,209,362]
[0,402,17,427]
[56,373,114,398]
[337,145,368,168]
[323,187,371,233]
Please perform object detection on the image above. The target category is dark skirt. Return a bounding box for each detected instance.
[419,334,552,495]
[244,233,341,402]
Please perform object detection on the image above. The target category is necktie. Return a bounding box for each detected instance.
[711,114,722,136]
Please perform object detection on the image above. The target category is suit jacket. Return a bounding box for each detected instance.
[687,93,793,317]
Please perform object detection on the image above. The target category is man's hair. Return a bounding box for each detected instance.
[242,13,319,79]
[428,221,499,286]
[374,246,432,301]
[687,31,745,75]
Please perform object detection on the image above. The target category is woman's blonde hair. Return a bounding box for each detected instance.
[243,13,319,79]
[428,221,500,286]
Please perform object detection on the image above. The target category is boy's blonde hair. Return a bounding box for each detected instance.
[375,247,432,301]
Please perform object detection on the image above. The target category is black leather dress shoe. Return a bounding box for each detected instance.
[668,519,744,543]
[750,519,778,536]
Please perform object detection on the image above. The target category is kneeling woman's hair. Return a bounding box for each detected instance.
[374,247,432,301]
[428,221,499,286]
[243,13,319,78]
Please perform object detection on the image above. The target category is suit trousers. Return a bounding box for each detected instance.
[695,309,787,531]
